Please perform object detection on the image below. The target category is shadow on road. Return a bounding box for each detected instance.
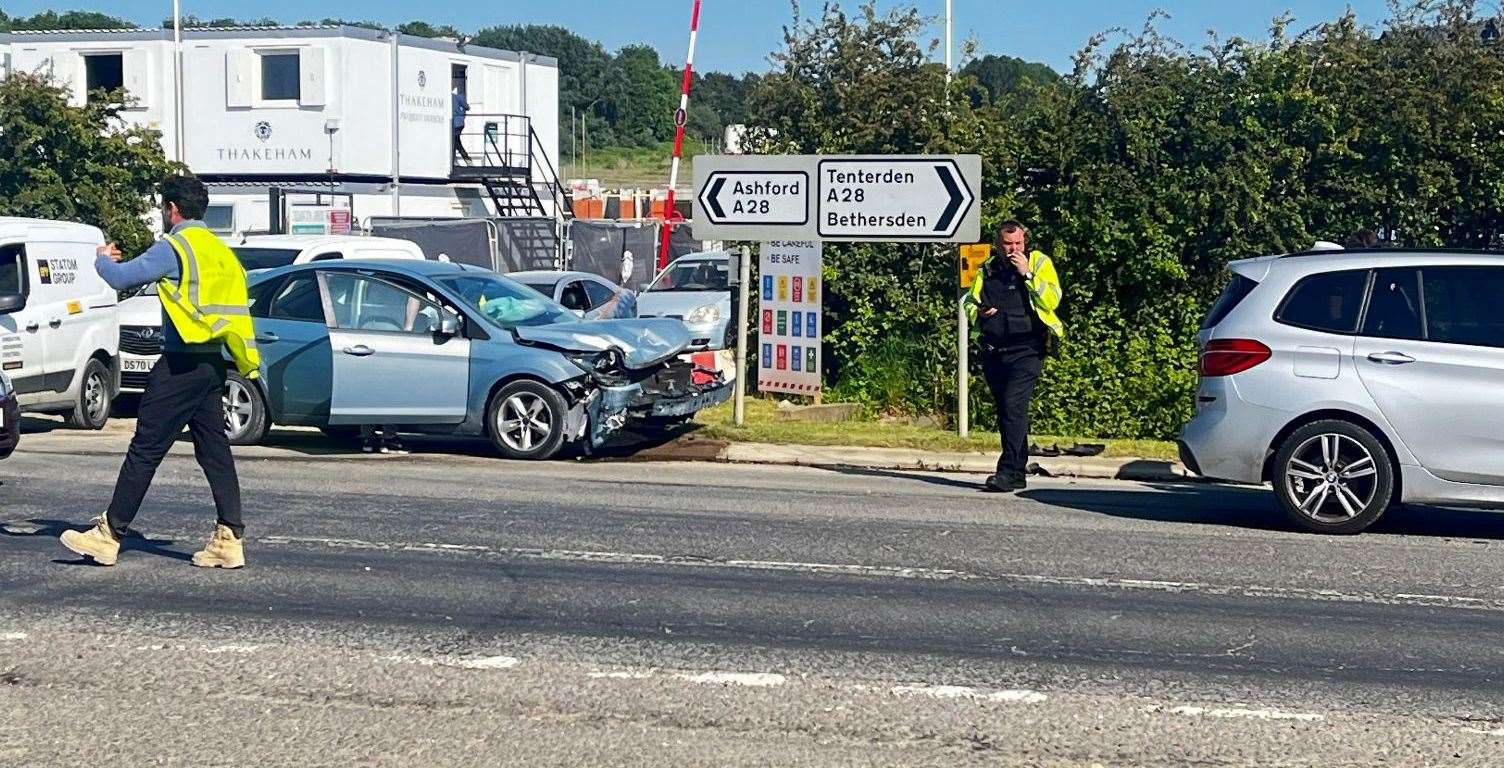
[1,518,192,563]
[1021,485,1504,540]
[811,465,987,492]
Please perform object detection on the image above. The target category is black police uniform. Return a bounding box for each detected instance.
[976,258,1047,486]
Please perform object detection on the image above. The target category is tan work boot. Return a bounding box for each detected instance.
[60,516,121,566]
[191,524,245,569]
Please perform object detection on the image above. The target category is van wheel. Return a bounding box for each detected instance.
[1273,420,1394,534]
[65,359,111,430]
[223,373,268,446]
[487,380,568,460]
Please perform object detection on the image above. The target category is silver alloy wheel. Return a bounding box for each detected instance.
[223,378,254,439]
[83,369,109,424]
[1284,433,1380,523]
[497,391,554,453]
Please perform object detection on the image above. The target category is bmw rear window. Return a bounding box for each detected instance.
[1201,274,1259,330]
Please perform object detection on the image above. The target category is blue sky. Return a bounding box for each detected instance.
[10,1,1397,74]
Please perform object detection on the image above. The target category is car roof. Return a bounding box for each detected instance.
[1231,249,1504,280]
[260,259,487,280]
[508,270,602,283]
[237,234,419,250]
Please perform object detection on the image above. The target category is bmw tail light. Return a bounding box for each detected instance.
[1200,339,1272,377]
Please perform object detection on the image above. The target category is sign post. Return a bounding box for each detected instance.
[957,243,991,438]
[734,244,752,426]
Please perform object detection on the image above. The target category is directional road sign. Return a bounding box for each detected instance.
[698,170,809,228]
[692,154,981,243]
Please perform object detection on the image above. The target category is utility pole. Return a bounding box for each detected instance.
[172,0,185,163]
[945,0,952,83]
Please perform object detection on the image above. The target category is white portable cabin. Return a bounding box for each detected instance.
[4,26,562,235]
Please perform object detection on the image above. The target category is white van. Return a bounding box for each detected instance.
[118,234,428,392]
[0,218,120,428]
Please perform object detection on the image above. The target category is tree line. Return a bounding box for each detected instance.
[744,1,1504,439]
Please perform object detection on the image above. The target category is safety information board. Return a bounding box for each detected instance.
[757,240,822,396]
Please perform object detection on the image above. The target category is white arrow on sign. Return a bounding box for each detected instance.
[697,170,809,226]
[817,158,976,240]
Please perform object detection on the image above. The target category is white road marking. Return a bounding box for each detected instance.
[891,684,1047,704]
[588,670,656,680]
[1461,727,1504,737]
[0,632,27,641]
[203,644,260,654]
[258,534,1504,613]
[1153,704,1323,722]
[676,672,786,687]
[378,654,520,670]
[455,655,521,670]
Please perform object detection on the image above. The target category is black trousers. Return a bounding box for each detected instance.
[107,353,243,537]
[981,350,1044,480]
[453,126,471,161]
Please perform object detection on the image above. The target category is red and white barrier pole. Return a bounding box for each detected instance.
[658,0,702,271]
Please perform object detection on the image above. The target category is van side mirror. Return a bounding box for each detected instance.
[0,294,26,315]
[438,312,461,337]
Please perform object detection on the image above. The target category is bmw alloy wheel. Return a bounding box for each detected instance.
[1283,432,1379,524]
[498,391,555,453]
[223,377,255,440]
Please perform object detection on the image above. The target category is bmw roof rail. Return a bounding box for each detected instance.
[1279,246,1502,259]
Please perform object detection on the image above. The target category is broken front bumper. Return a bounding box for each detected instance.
[639,380,733,418]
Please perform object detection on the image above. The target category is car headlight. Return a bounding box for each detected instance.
[568,348,628,383]
[687,304,722,325]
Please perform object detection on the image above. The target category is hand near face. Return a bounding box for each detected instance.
[1009,251,1030,277]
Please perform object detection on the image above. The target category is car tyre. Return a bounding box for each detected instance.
[487,380,568,460]
[1273,419,1394,535]
[223,372,269,446]
[65,358,112,430]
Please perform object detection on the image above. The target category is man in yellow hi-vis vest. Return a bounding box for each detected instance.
[965,221,1064,493]
[61,175,259,568]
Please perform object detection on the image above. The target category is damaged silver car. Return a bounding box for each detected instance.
[225,260,732,460]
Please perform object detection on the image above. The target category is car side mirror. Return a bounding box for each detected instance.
[0,294,26,315]
[438,312,461,337]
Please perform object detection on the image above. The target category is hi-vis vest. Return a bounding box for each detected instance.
[965,249,1065,339]
[159,227,261,379]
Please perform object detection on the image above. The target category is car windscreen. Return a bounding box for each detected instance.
[439,273,577,330]
[646,260,729,292]
[231,247,303,271]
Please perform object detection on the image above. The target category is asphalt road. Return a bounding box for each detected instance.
[4,427,1504,766]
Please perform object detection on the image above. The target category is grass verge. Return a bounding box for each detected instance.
[693,398,1179,461]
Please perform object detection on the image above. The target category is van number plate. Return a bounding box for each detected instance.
[121,358,153,373]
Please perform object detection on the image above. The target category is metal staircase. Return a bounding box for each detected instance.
[451,114,572,269]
